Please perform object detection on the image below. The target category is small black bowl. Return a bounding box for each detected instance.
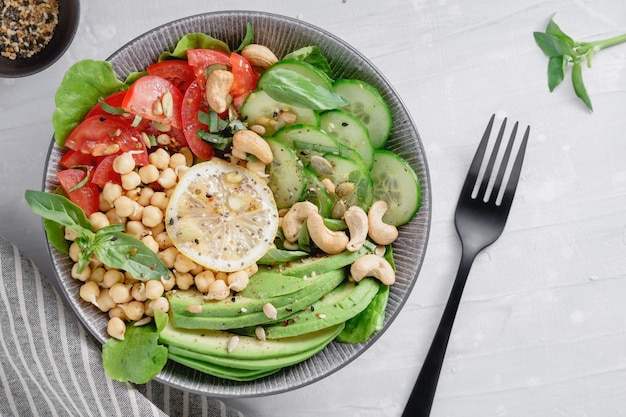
[0,0,80,78]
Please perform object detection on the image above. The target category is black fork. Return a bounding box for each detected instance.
[402,114,530,417]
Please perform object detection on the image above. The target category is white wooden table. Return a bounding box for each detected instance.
[2,1,626,416]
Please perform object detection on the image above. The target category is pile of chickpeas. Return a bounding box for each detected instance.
[67,144,256,341]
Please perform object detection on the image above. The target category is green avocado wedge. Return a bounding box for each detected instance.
[238,278,381,339]
[167,353,281,381]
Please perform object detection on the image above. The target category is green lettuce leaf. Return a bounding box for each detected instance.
[102,311,169,384]
[336,283,389,344]
[52,60,128,146]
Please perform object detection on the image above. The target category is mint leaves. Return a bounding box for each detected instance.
[25,190,168,281]
[534,16,626,111]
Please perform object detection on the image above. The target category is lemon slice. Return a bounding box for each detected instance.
[165,158,278,272]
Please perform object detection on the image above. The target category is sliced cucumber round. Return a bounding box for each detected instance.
[322,153,374,212]
[370,150,421,226]
[333,79,392,149]
[240,89,319,136]
[272,124,342,164]
[265,137,306,209]
[258,59,333,90]
[319,109,374,168]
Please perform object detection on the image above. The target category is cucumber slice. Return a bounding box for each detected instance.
[333,79,392,149]
[272,124,341,164]
[319,109,374,168]
[258,59,333,90]
[266,137,306,209]
[370,150,421,226]
[322,153,374,211]
[303,168,333,217]
[240,89,319,136]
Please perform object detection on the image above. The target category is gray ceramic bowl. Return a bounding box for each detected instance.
[43,10,431,397]
[0,0,80,78]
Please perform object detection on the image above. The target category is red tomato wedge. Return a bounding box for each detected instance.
[60,149,98,169]
[186,49,231,83]
[122,75,183,129]
[147,60,195,94]
[181,79,214,160]
[57,169,100,217]
[91,154,122,189]
[64,115,149,166]
[229,52,258,98]
[85,90,128,119]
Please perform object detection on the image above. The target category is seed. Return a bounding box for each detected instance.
[161,92,174,117]
[227,336,240,353]
[225,171,245,184]
[185,304,203,314]
[336,182,356,198]
[255,326,266,341]
[278,111,297,124]
[152,100,164,115]
[310,155,334,175]
[263,302,278,320]
[134,317,153,327]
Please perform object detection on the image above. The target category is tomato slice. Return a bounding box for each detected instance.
[229,52,258,98]
[186,49,231,84]
[60,149,98,169]
[85,90,128,119]
[147,60,195,94]
[65,115,149,166]
[181,79,214,160]
[122,75,183,129]
[91,154,122,189]
[57,169,100,217]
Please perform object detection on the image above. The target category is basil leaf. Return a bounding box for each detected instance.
[197,129,232,150]
[25,190,92,234]
[533,32,575,57]
[235,23,254,52]
[262,69,348,110]
[547,55,567,91]
[572,62,593,111]
[545,18,574,46]
[43,218,70,254]
[52,60,128,146]
[257,248,310,265]
[283,46,333,78]
[159,33,230,61]
[93,231,169,281]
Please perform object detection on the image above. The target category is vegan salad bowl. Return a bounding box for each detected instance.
[34,11,431,397]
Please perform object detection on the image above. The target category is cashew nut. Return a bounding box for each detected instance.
[240,44,279,68]
[306,212,349,255]
[205,69,234,113]
[350,254,395,285]
[344,205,369,252]
[367,200,399,245]
[282,201,318,242]
[232,130,274,164]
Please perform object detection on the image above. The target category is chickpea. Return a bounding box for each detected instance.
[79,280,100,305]
[150,192,169,210]
[69,241,81,262]
[120,301,145,321]
[194,270,215,293]
[64,227,80,241]
[139,165,160,184]
[102,182,123,205]
[108,306,127,320]
[71,263,91,282]
[141,235,159,253]
[102,269,125,289]
[157,167,177,189]
[174,271,194,290]
[128,204,144,221]
[215,271,228,283]
[89,212,110,231]
[96,288,116,312]
[227,270,250,292]
[161,271,176,291]
[158,247,178,269]
[151,222,166,236]
[114,195,137,218]
[90,267,106,284]
[131,282,147,302]
[174,253,196,273]
[105,209,126,225]
[107,317,126,340]
[109,283,133,304]
[145,279,164,300]
[142,205,163,228]
[99,193,114,212]
[145,297,169,316]
[121,171,142,191]
[126,220,149,239]
[149,148,170,170]
[169,153,187,169]
[113,152,136,174]
[205,279,230,300]
[155,231,172,249]
[137,187,155,206]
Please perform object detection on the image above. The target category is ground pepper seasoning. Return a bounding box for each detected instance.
[0,0,60,60]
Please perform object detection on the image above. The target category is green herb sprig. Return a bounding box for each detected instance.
[534,16,626,111]
[25,190,168,281]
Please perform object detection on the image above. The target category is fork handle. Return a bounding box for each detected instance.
[401,250,477,417]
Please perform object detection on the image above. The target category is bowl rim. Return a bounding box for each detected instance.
[0,0,81,78]
[42,9,432,397]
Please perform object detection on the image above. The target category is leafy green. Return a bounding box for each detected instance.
[257,248,310,265]
[159,33,230,61]
[235,23,254,52]
[261,68,348,110]
[337,283,389,343]
[24,190,168,280]
[102,311,169,384]
[534,16,626,111]
[52,60,128,146]
[283,46,333,78]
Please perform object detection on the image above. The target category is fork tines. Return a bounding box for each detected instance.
[464,114,530,207]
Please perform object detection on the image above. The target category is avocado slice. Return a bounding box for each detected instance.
[239,278,381,339]
[167,353,282,381]
[167,268,346,330]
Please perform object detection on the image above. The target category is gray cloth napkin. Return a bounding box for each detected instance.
[0,235,244,417]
